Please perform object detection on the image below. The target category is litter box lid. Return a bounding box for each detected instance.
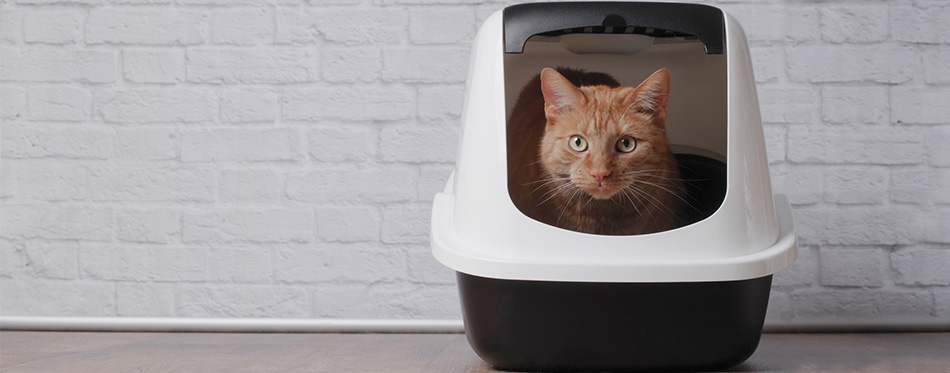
[430,5,797,283]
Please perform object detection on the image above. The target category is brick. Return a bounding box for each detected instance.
[117,208,180,244]
[309,124,378,162]
[183,209,314,243]
[315,206,381,242]
[86,9,207,45]
[749,45,783,83]
[790,289,932,318]
[823,167,887,205]
[936,289,950,317]
[0,278,114,316]
[891,246,950,286]
[890,6,950,44]
[375,282,460,318]
[312,284,381,318]
[1,166,16,199]
[181,128,302,162]
[181,0,298,4]
[794,206,920,246]
[275,243,405,283]
[306,0,359,4]
[780,167,823,206]
[322,47,381,83]
[115,128,178,161]
[221,88,278,123]
[765,292,791,320]
[117,283,176,317]
[286,166,416,203]
[0,242,25,278]
[0,11,20,44]
[16,0,101,3]
[24,242,80,280]
[380,125,459,163]
[418,164,454,200]
[925,209,950,243]
[123,49,185,84]
[24,10,83,44]
[212,8,273,45]
[211,248,272,283]
[409,7,476,44]
[923,47,950,84]
[418,85,464,124]
[787,45,915,84]
[27,85,91,121]
[818,247,886,287]
[382,48,469,83]
[929,127,950,167]
[188,48,318,84]
[787,127,925,165]
[890,169,938,205]
[757,88,816,124]
[891,86,950,125]
[381,204,431,244]
[179,284,308,317]
[727,5,819,42]
[0,204,112,241]
[0,47,116,83]
[276,8,406,45]
[2,125,113,159]
[13,165,85,201]
[97,88,217,123]
[821,86,887,125]
[763,125,786,164]
[88,166,214,202]
[406,245,454,284]
[819,7,888,43]
[0,84,26,120]
[282,86,413,121]
[219,169,282,203]
[772,245,813,287]
[81,245,210,282]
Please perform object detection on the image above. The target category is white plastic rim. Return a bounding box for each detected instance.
[432,193,796,283]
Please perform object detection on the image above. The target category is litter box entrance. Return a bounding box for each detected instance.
[503,4,728,236]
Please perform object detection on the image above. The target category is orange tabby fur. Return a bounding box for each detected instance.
[507,67,683,235]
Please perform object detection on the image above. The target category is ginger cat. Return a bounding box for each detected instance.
[507,67,685,235]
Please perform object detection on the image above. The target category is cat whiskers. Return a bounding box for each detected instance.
[535,181,576,207]
[556,188,583,225]
[523,176,572,196]
[622,185,666,229]
[628,177,699,213]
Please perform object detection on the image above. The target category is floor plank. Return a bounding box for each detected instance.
[2,332,949,372]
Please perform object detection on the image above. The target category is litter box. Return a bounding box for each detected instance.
[430,2,798,371]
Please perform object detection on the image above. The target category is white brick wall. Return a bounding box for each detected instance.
[1,0,948,322]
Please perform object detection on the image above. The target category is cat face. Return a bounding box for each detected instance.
[538,67,672,200]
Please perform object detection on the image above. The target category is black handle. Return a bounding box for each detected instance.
[503,2,725,54]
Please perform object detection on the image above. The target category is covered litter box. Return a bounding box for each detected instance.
[430,2,797,372]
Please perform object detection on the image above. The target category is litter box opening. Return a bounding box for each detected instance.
[503,4,728,235]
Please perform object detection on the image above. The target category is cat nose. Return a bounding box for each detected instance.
[591,171,611,184]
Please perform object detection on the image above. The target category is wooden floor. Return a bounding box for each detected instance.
[2,332,949,372]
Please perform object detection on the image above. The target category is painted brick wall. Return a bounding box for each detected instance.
[1,0,948,322]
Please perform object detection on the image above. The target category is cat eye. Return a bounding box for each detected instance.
[616,136,637,153]
[568,136,588,152]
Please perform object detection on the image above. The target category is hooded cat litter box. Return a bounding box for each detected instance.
[430,2,797,372]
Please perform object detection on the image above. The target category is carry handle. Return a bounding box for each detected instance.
[503,2,725,54]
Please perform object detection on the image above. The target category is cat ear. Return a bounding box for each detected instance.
[540,68,585,122]
[624,68,671,121]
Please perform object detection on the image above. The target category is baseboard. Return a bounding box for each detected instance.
[1,316,948,333]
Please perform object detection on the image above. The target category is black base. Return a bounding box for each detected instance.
[458,273,772,372]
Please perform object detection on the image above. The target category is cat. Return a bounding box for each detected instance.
[507,67,685,235]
